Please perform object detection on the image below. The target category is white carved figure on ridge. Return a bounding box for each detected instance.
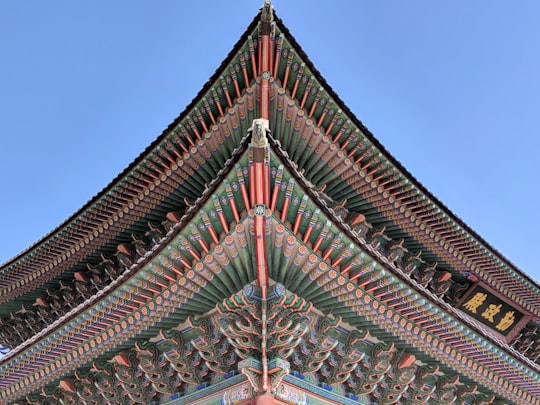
[251,118,269,148]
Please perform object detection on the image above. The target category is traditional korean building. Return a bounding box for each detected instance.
[1,2,540,404]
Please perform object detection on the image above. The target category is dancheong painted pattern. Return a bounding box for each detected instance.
[1,2,540,404]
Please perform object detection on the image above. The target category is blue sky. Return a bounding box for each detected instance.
[0,1,539,283]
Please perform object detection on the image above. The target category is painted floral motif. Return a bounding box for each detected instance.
[276,384,309,405]
[221,383,252,405]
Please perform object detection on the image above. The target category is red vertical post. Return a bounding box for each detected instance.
[253,0,273,290]
[259,1,273,121]
[251,1,275,395]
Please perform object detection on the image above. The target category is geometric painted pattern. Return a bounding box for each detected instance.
[1,2,539,405]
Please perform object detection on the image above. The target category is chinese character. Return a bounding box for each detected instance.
[495,311,515,332]
[481,304,502,322]
[462,292,487,313]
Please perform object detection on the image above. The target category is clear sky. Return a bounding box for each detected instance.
[0,1,539,284]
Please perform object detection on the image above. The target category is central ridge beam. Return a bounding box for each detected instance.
[253,0,273,291]
[259,0,273,120]
[248,1,274,394]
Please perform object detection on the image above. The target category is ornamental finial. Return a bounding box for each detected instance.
[261,0,273,24]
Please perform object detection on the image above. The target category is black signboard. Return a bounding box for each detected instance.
[458,284,525,336]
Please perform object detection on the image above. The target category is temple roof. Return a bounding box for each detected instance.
[0,6,539,321]
[1,3,540,405]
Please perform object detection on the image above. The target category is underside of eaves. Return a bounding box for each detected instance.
[1,2,540,405]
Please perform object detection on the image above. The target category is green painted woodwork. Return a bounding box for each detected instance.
[1,4,539,405]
